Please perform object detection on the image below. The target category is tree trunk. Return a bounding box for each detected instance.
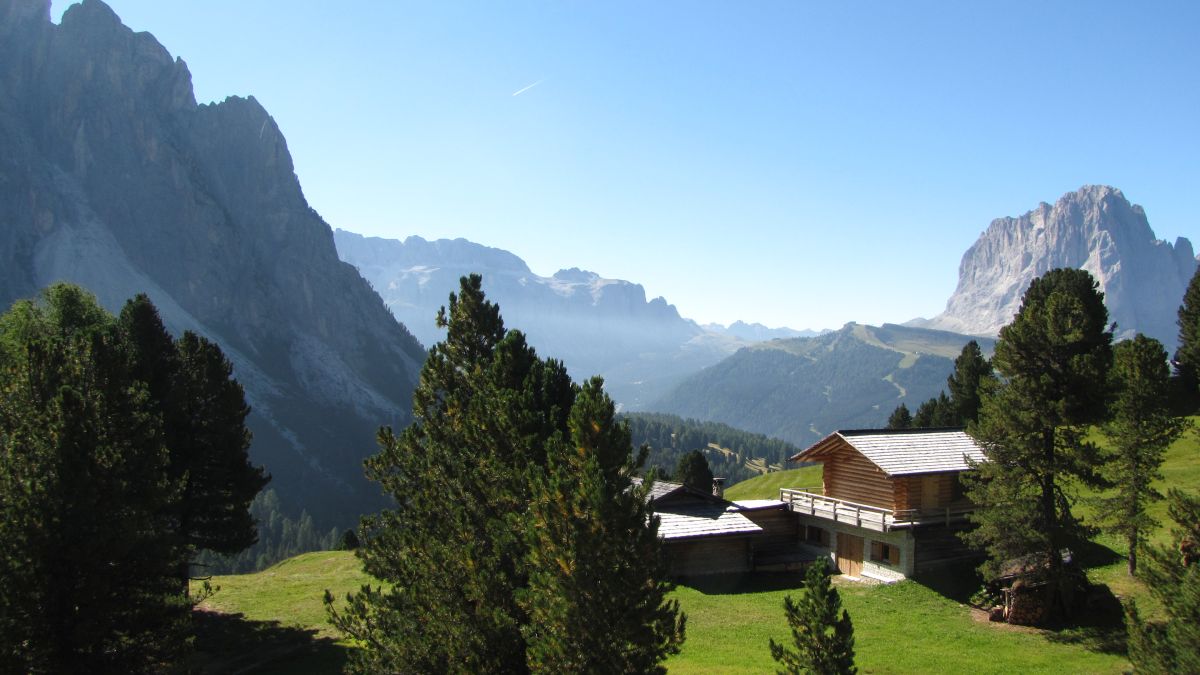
[1128,529,1138,576]
[1041,428,1067,621]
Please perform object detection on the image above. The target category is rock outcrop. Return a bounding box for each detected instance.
[924,186,1196,347]
[334,230,747,408]
[0,0,427,524]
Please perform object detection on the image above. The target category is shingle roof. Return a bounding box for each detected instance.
[790,428,987,476]
[731,499,788,511]
[655,503,764,541]
[630,477,721,503]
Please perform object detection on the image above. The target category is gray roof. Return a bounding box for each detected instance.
[791,428,987,476]
[731,499,789,511]
[630,477,710,502]
[655,503,764,541]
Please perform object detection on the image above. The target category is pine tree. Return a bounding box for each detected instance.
[519,378,685,673]
[946,340,993,425]
[327,274,576,673]
[912,392,955,427]
[1174,265,1200,392]
[1094,335,1187,575]
[675,449,714,493]
[0,284,188,671]
[1125,489,1200,673]
[118,296,268,590]
[964,268,1113,621]
[769,561,856,675]
[886,403,912,429]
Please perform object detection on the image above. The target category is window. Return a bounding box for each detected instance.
[870,541,900,566]
[805,525,830,546]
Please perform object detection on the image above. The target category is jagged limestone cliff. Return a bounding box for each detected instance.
[0,0,427,524]
[335,229,746,408]
[925,186,1196,347]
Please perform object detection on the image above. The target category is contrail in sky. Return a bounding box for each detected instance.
[511,79,544,97]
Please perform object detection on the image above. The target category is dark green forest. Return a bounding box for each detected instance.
[623,412,801,485]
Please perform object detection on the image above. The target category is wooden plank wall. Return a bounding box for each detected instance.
[823,445,893,509]
[667,538,752,577]
[742,507,798,546]
[896,473,958,512]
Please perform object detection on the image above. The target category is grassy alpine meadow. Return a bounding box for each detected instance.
[723,464,824,501]
[666,571,1127,674]
[190,551,377,673]
[188,423,1197,673]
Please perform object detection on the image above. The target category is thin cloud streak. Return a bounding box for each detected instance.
[511,79,544,97]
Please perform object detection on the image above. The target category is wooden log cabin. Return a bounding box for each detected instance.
[633,478,801,577]
[783,428,986,582]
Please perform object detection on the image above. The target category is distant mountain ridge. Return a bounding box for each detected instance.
[701,321,825,342]
[919,185,1196,348]
[335,229,760,408]
[0,0,427,524]
[651,322,995,448]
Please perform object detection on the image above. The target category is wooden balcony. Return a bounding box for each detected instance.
[779,488,974,533]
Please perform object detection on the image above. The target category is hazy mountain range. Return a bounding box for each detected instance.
[335,230,811,408]
[4,0,1196,530]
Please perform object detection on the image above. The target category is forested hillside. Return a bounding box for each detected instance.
[623,412,801,485]
[651,323,994,448]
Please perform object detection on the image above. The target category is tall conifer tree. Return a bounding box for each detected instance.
[328,275,577,672]
[946,339,993,425]
[118,297,267,590]
[1094,335,1187,575]
[329,275,684,672]
[519,378,685,673]
[1125,489,1200,673]
[1174,265,1200,392]
[0,285,188,671]
[674,449,714,493]
[964,268,1113,621]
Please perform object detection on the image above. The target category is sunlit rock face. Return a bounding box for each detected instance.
[925,185,1196,349]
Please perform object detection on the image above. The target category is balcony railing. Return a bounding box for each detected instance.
[779,488,974,532]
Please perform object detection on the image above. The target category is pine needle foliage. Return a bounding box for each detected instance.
[1125,489,1200,674]
[519,378,685,673]
[327,275,682,673]
[674,449,715,493]
[0,285,184,670]
[1174,265,1200,392]
[963,269,1113,621]
[769,561,856,675]
[0,285,266,671]
[1094,335,1188,575]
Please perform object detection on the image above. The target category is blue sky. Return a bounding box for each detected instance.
[52,1,1200,330]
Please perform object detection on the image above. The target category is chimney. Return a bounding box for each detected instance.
[712,477,726,499]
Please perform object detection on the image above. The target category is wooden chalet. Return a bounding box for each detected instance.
[634,478,800,578]
[783,428,986,581]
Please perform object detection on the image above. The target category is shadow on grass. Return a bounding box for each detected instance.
[1042,584,1128,656]
[913,561,986,604]
[1074,538,1124,570]
[681,571,809,596]
[192,609,350,674]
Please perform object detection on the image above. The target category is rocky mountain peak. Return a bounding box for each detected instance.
[924,185,1196,348]
[1,0,427,524]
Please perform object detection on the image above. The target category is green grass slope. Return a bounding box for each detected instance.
[724,465,824,500]
[192,422,1196,673]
